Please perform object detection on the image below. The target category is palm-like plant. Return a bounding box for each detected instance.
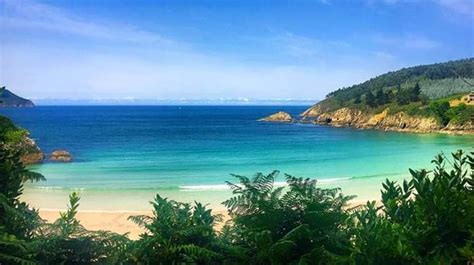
[222,171,355,264]
[35,192,130,264]
[129,194,223,264]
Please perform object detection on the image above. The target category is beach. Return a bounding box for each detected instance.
[5,105,470,239]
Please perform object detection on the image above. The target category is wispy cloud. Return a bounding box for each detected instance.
[373,34,441,50]
[1,0,458,102]
[0,0,178,46]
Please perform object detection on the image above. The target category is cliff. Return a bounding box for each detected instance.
[301,106,473,134]
[0,87,35,107]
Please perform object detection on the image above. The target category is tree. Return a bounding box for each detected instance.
[409,83,421,102]
[396,88,410,105]
[375,89,388,106]
[366,92,377,108]
[428,101,451,125]
[354,94,362,104]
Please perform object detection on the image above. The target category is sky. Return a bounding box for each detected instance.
[1,0,473,104]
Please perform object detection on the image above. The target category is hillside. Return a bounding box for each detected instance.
[0,86,35,107]
[301,58,474,134]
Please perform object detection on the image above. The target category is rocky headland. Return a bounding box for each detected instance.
[0,87,35,108]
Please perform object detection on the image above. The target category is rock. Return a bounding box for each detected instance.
[258,111,293,123]
[21,152,45,165]
[309,107,445,133]
[19,136,44,165]
[50,150,72,162]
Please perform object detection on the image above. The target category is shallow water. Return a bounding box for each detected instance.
[1,106,472,210]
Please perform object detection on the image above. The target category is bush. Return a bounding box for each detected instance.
[128,195,224,264]
[222,171,355,264]
[352,150,474,264]
[34,192,130,264]
[1,135,473,264]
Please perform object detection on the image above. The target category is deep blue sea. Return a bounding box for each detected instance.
[1,106,472,210]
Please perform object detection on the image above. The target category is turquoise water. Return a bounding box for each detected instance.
[1,106,472,210]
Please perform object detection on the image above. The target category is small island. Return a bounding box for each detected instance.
[258,111,293,123]
[0,86,35,107]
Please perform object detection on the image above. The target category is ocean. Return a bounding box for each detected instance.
[1,106,472,211]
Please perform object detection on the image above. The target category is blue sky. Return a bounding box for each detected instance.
[1,0,473,103]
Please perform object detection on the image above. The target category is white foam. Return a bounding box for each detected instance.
[178,177,352,191]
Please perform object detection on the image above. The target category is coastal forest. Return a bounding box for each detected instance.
[309,58,474,128]
[1,116,473,264]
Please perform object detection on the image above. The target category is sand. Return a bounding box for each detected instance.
[39,208,230,240]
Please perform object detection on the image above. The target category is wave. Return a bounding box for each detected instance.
[34,186,86,191]
[178,177,353,191]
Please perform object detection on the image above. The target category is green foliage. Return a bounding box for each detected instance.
[128,195,223,264]
[421,78,474,99]
[327,58,473,102]
[428,101,451,125]
[35,192,130,264]
[0,142,44,264]
[352,150,474,264]
[446,104,474,125]
[222,171,355,264]
[1,128,473,264]
[315,59,473,120]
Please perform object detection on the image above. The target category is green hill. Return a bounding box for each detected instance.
[301,58,474,130]
[0,86,35,107]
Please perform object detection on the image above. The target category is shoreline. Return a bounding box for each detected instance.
[38,206,231,240]
[37,199,372,240]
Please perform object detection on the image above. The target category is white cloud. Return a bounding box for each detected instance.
[0,0,179,46]
[0,0,404,101]
[373,34,441,50]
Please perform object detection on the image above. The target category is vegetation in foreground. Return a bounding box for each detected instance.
[1,131,473,263]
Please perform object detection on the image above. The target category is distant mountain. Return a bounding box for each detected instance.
[0,87,34,107]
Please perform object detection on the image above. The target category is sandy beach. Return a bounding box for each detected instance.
[39,208,230,240]
[38,200,371,240]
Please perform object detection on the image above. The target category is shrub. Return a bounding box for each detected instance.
[352,150,474,264]
[34,192,130,264]
[0,143,44,264]
[128,195,224,264]
[222,171,355,264]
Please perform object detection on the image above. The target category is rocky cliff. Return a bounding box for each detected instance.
[300,106,473,135]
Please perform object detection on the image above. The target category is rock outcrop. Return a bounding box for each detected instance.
[259,111,293,123]
[50,150,73,162]
[19,136,44,165]
[301,107,459,134]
